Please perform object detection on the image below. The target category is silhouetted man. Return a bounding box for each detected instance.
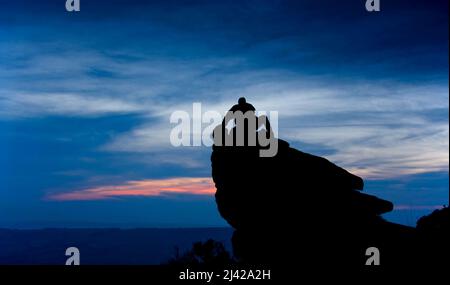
[217,97,273,148]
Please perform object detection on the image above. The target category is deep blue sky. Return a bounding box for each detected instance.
[0,0,448,227]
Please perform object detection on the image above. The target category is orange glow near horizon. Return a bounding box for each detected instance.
[47,177,216,201]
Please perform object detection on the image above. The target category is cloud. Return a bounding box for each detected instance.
[0,26,447,180]
[0,92,145,118]
[0,45,246,118]
[46,177,215,201]
[394,205,445,210]
[102,78,448,178]
[285,121,449,179]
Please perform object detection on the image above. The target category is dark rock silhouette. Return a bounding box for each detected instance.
[415,207,449,270]
[417,206,449,235]
[211,98,447,271]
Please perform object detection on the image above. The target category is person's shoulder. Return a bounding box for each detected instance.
[229,104,239,112]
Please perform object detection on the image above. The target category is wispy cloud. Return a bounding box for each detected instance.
[47,177,215,201]
[0,92,145,117]
[102,78,449,178]
[0,10,447,180]
[2,51,448,178]
[394,205,445,210]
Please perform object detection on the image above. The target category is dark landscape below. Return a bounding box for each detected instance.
[0,228,233,265]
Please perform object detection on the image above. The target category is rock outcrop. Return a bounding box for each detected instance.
[211,98,419,268]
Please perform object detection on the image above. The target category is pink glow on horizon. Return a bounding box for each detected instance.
[47,177,216,201]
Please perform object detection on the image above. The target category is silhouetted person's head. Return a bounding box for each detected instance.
[229,97,255,113]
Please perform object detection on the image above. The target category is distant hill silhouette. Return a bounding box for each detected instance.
[211,98,448,272]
